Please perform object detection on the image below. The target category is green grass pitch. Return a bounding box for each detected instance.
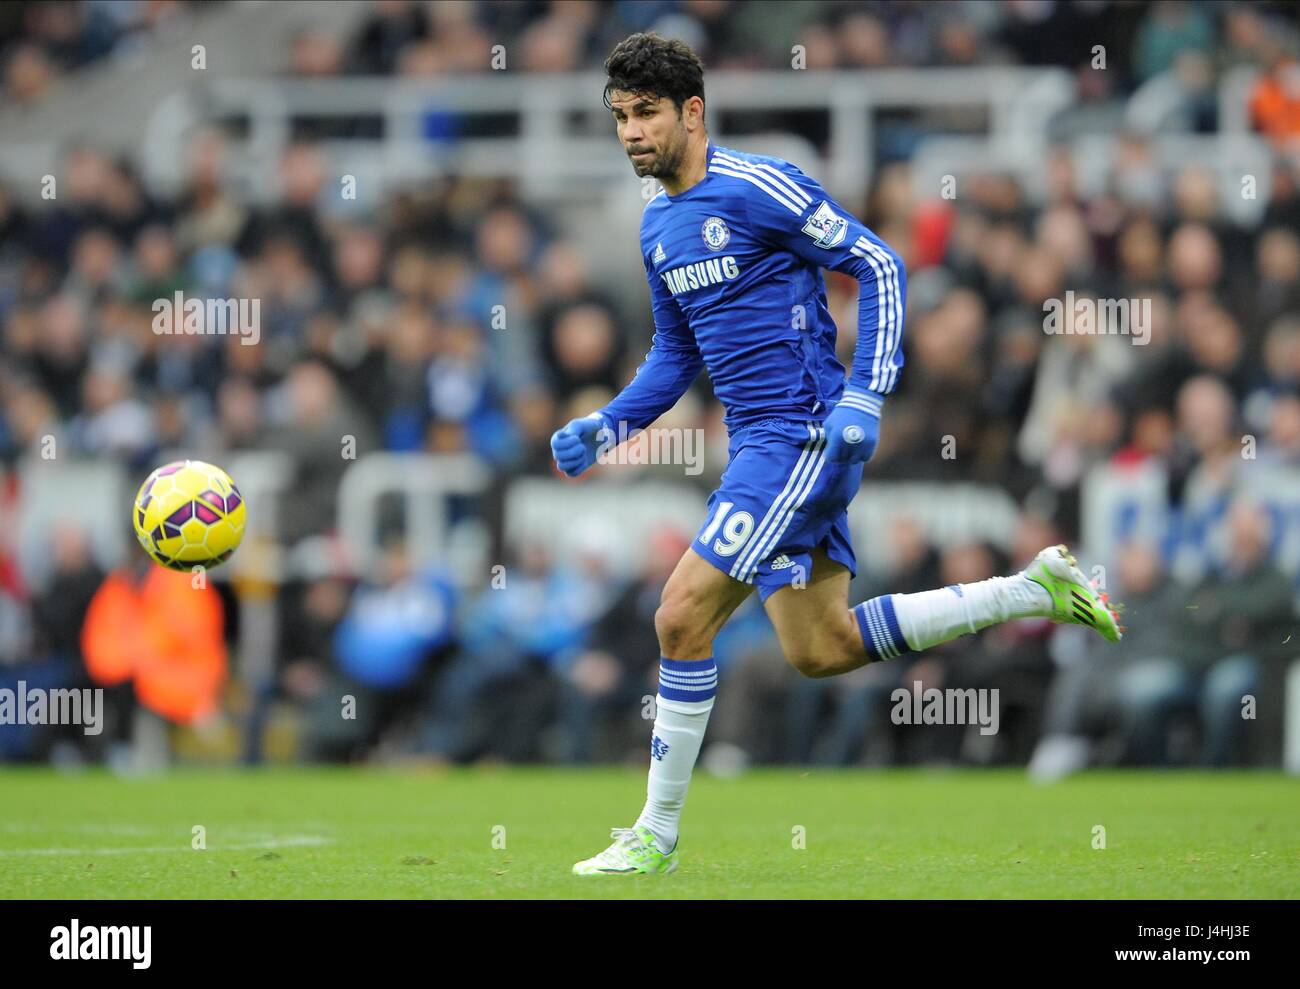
[1,767,1296,898]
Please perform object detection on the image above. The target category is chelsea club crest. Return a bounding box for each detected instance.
[700,216,730,251]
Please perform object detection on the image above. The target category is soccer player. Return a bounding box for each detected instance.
[551,33,1123,876]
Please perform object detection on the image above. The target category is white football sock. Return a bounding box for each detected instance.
[634,657,717,854]
[888,575,1051,652]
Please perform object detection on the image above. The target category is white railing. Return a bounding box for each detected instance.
[135,64,1280,227]
[139,67,1078,204]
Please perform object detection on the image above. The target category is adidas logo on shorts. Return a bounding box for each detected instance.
[769,554,796,570]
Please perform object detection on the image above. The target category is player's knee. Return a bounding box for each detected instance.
[655,594,709,658]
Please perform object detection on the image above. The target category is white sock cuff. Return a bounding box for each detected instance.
[656,694,715,716]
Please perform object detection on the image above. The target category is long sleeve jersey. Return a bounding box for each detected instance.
[598,142,906,435]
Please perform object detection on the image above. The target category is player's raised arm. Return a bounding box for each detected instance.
[549,257,703,478]
[736,156,907,464]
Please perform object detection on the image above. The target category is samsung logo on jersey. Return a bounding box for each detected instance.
[660,256,740,295]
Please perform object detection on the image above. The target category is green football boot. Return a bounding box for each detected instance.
[1023,544,1124,643]
[572,826,679,876]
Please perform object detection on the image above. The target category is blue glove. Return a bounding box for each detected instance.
[550,413,611,477]
[822,388,883,464]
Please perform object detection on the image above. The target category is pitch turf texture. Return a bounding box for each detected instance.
[1,768,1295,898]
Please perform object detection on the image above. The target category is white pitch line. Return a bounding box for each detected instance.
[0,835,332,856]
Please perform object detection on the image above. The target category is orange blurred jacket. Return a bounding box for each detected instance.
[1250,63,1300,147]
[81,567,227,724]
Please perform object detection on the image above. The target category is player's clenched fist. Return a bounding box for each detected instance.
[822,387,884,464]
[550,414,610,477]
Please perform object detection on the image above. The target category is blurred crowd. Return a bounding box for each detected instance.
[297,0,1296,110]
[2,1,1300,772]
[1,0,207,107]
[6,0,1300,116]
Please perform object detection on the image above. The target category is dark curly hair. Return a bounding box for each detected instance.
[602,32,705,113]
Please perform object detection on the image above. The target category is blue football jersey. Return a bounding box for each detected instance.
[599,142,905,434]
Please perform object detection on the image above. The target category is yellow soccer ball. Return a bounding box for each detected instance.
[132,460,246,571]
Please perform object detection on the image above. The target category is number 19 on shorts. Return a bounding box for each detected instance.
[699,501,754,557]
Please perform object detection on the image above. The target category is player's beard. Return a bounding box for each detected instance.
[631,121,688,181]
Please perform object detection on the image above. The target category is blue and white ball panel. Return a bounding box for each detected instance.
[691,419,860,601]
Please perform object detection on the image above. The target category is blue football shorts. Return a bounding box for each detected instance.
[691,418,860,602]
